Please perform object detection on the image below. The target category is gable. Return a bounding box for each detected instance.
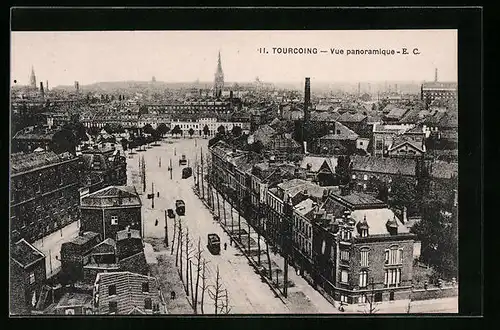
[389,141,424,153]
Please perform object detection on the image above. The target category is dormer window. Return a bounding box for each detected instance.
[361,229,368,237]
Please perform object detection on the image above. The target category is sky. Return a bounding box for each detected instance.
[11,30,457,87]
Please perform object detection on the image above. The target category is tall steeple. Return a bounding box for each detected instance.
[214,51,224,98]
[30,66,37,89]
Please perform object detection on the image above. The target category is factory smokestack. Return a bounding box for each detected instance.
[435,68,438,82]
[75,81,80,93]
[304,77,311,123]
[46,80,49,91]
[40,82,44,98]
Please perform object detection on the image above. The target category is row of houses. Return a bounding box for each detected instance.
[209,141,421,305]
[209,140,458,305]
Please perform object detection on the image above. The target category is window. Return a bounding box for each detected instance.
[389,292,395,301]
[361,228,368,237]
[111,216,118,225]
[363,174,368,181]
[144,298,152,310]
[360,249,369,267]
[384,268,401,287]
[341,270,349,283]
[336,129,341,134]
[359,295,367,304]
[385,247,403,265]
[352,174,356,180]
[341,229,352,240]
[142,282,149,293]
[359,270,368,288]
[359,141,363,146]
[109,301,118,314]
[340,250,350,261]
[341,295,348,303]
[321,240,326,254]
[65,308,75,315]
[108,285,116,296]
[29,272,35,284]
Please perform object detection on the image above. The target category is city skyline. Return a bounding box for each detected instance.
[11,30,457,87]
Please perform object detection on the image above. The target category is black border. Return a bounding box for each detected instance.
[7,6,482,327]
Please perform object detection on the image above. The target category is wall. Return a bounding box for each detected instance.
[11,158,81,243]
[80,207,141,241]
[411,286,458,301]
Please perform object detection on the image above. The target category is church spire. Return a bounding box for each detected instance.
[30,66,37,89]
[214,50,224,98]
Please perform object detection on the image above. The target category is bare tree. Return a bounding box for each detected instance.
[208,266,225,315]
[200,260,209,314]
[178,220,184,279]
[219,289,232,314]
[185,228,195,296]
[189,260,194,308]
[193,238,203,314]
[362,278,380,314]
[175,217,183,266]
[406,293,413,313]
[170,215,177,255]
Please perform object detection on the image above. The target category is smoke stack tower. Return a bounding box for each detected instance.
[304,77,311,123]
[46,80,49,91]
[40,82,44,98]
[435,68,438,82]
[75,81,80,94]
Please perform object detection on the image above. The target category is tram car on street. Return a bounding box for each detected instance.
[179,154,187,166]
[207,233,221,255]
[175,200,185,216]
[182,167,193,179]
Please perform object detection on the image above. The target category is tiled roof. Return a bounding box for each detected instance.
[277,178,309,191]
[321,122,359,141]
[68,232,100,246]
[385,106,410,119]
[11,151,76,175]
[11,239,45,268]
[337,112,367,123]
[81,186,141,208]
[13,129,56,140]
[351,155,417,176]
[373,123,411,134]
[252,124,277,146]
[438,111,458,129]
[429,161,458,179]
[334,192,386,208]
[389,135,425,152]
[310,112,340,122]
[300,156,328,172]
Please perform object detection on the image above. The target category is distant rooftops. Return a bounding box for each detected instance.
[422,82,458,90]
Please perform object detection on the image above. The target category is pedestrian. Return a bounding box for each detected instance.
[155,219,158,226]
[230,237,233,246]
[224,242,227,250]
[157,192,159,197]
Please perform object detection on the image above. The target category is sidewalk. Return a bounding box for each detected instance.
[199,185,339,314]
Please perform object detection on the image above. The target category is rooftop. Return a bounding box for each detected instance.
[429,161,458,179]
[67,232,100,246]
[351,155,417,176]
[56,292,93,308]
[333,191,386,209]
[337,112,367,123]
[81,186,142,208]
[350,208,410,237]
[11,151,76,175]
[422,81,458,90]
[11,239,45,268]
